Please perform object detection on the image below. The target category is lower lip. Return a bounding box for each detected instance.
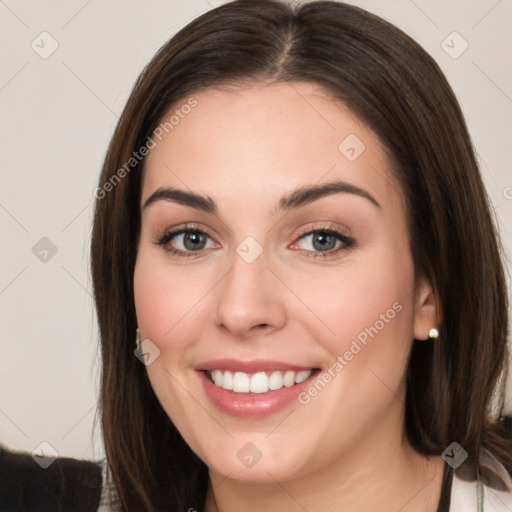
[198,370,319,418]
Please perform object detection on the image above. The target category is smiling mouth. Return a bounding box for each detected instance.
[206,369,318,394]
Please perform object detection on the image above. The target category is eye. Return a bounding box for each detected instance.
[153,224,218,257]
[290,227,354,259]
[153,224,354,259]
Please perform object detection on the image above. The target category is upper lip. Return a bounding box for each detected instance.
[194,359,317,373]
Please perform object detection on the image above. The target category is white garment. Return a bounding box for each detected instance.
[97,459,121,511]
[450,449,512,511]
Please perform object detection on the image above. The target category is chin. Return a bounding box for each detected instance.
[196,434,314,484]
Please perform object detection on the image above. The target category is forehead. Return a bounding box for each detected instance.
[141,81,403,216]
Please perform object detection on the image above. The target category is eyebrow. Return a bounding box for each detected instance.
[142,180,381,215]
[143,187,217,213]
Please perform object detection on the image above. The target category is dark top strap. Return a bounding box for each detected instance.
[436,462,454,512]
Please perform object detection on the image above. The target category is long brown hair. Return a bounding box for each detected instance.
[90,1,512,509]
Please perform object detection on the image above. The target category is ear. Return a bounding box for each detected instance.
[413,274,440,341]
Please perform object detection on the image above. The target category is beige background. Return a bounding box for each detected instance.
[0,0,511,461]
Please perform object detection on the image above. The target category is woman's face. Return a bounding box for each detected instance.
[134,81,437,483]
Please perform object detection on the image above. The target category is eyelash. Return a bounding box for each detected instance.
[153,223,355,260]
[293,225,355,259]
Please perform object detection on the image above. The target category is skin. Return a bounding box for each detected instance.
[133,81,445,511]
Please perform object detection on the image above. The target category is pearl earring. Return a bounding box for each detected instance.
[429,328,439,339]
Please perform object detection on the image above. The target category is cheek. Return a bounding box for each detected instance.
[133,253,215,449]
[287,251,416,450]
[291,246,415,356]
[133,251,211,346]
[288,245,417,430]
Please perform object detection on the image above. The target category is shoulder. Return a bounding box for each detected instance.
[450,448,512,511]
[0,444,103,512]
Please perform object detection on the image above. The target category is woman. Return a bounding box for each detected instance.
[90,1,512,510]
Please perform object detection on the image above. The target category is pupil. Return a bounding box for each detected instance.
[313,233,335,251]
[184,232,205,250]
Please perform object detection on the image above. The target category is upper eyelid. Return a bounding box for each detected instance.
[156,224,214,244]
[157,223,349,238]
[294,224,352,239]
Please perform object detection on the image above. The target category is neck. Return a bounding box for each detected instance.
[204,419,445,512]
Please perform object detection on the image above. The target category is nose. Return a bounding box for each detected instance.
[213,248,287,339]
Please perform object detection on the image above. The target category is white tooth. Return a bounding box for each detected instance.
[213,369,312,393]
[250,372,269,393]
[222,371,233,391]
[283,371,295,387]
[212,370,223,387]
[232,372,250,392]
[268,371,284,390]
[295,370,312,384]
